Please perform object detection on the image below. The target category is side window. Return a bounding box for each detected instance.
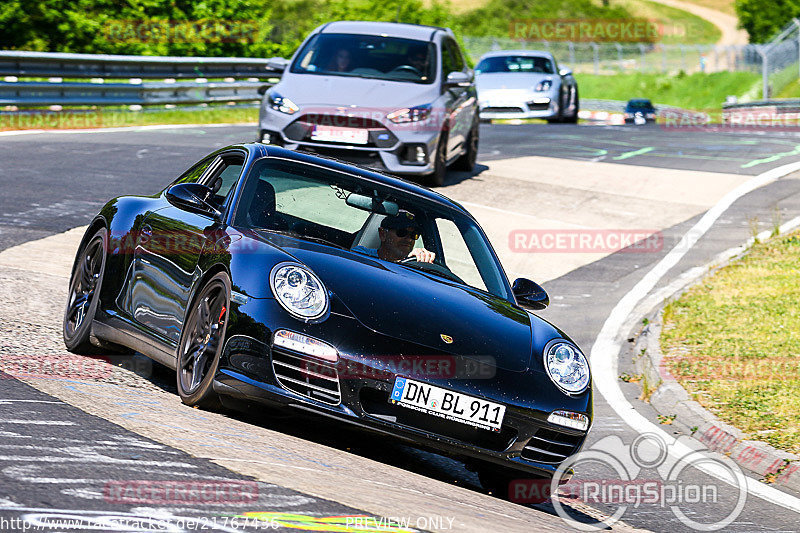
[203,155,245,208]
[448,40,465,72]
[174,157,214,185]
[440,40,456,76]
[435,218,487,292]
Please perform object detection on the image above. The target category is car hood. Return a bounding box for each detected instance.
[251,231,533,373]
[275,74,435,109]
[476,72,553,93]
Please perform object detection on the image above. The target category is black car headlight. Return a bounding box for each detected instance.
[267,91,299,115]
[269,262,328,320]
[544,341,590,394]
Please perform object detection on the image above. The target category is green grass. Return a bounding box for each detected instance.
[776,79,800,99]
[576,71,761,110]
[0,106,258,131]
[660,231,800,454]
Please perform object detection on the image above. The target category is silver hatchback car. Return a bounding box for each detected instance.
[258,21,479,186]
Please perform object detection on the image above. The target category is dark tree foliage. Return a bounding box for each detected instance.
[735,0,800,43]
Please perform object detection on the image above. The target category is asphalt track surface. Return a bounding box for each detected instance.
[2,123,800,532]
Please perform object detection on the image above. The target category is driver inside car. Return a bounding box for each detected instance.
[353,210,435,263]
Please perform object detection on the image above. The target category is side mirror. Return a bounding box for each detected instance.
[266,57,289,73]
[444,71,471,89]
[257,84,271,96]
[166,183,222,220]
[559,68,573,77]
[512,278,549,310]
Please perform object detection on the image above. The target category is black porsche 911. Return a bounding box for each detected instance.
[63,143,592,498]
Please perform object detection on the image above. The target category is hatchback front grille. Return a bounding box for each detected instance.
[521,427,584,464]
[271,348,341,405]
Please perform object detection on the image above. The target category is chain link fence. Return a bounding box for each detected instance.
[756,19,800,99]
[462,36,762,76]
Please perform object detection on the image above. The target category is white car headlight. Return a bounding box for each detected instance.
[269,262,328,320]
[534,79,553,92]
[267,91,299,115]
[544,341,590,394]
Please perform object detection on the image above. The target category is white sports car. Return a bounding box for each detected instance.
[476,50,579,123]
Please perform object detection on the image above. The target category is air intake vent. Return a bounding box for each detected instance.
[521,427,584,464]
[271,347,341,405]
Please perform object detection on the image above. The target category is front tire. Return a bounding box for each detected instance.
[564,87,579,124]
[63,227,107,354]
[176,272,230,409]
[427,131,448,187]
[452,120,479,172]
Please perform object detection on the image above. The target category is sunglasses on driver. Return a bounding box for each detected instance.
[391,227,421,240]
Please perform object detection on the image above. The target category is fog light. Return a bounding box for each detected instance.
[261,132,272,144]
[273,330,338,362]
[547,410,589,431]
[415,146,426,163]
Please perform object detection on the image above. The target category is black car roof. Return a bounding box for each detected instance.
[235,143,469,215]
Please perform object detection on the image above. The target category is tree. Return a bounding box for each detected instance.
[736,0,800,43]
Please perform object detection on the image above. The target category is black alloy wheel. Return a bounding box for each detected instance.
[63,227,107,353]
[176,272,230,408]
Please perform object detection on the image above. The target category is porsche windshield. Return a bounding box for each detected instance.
[290,33,436,84]
[234,158,510,299]
[476,55,554,75]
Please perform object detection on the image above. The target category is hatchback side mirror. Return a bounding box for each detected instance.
[444,71,471,89]
[266,57,289,73]
[166,183,222,220]
[559,68,573,77]
[512,278,549,310]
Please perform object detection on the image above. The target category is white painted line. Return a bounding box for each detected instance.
[0,419,74,425]
[0,400,64,405]
[0,455,196,468]
[591,160,800,513]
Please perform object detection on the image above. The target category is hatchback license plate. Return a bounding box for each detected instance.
[389,377,505,432]
[311,126,369,145]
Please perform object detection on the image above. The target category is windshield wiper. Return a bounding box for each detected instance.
[255,228,346,250]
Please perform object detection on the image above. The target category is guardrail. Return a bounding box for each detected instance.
[0,80,267,106]
[0,50,281,79]
[723,99,800,109]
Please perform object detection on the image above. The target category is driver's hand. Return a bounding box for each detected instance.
[408,248,435,263]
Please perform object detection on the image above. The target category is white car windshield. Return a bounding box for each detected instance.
[291,33,436,84]
[476,55,554,74]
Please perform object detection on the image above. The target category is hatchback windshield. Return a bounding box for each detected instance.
[291,33,436,84]
[234,158,510,299]
[475,55,554,75]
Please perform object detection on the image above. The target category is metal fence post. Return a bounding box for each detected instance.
[615,42,623,70]
[568,41,576,65]
[759,47,769,99]
[591,42,600,74]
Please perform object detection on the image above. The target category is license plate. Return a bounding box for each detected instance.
[311,126,369,145]
[389,377,506,432]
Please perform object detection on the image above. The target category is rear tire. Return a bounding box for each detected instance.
[63,227,107,354]
[176,272,230,409]
[452,120,479,172]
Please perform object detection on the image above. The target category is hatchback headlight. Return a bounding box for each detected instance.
[270,262,328,320]
[544,341,590,394]
[267,91,299,115]
[387,103,432,123]
[534,79,553,92]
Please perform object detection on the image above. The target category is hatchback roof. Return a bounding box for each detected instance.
[319,21,452,41]
[479,50,554,60]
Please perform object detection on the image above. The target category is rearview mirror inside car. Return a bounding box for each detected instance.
[512,278,549,310]
[346,193,399,216]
